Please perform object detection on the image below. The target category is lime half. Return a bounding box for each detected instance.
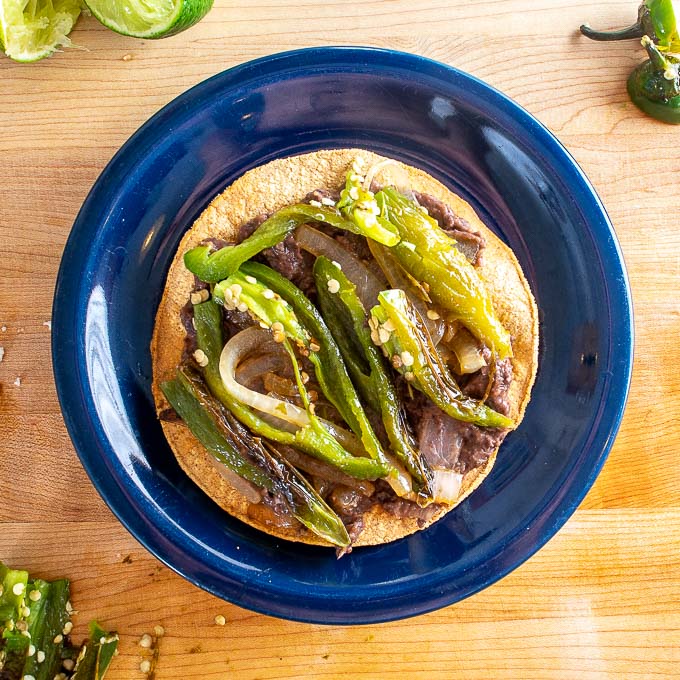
[84,0,213,38]
[0,0,81,62]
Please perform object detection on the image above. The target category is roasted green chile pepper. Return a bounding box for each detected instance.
[162,364,350,547]
[371,289,514,429]
[580,0,680,51]
[375,187,513,359]
[628,35,680,123]
[184,198,400,284]
[314,256,434,500]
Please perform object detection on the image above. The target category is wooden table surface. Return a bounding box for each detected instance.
[2,1,679,677]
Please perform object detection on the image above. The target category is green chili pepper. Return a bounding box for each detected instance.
[161,369,275,490]
[627,35,680,123]
[580,0,680,52]
[162,364,350,547]
[236,262,393,471]
[375,187,513,359]
[191,300,388,480]
[336,169,400,246]
[314,256,434,500]
[371,289,513,429]
[184,198,400,284]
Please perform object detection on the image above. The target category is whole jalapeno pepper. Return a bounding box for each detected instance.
[628,35,680,123]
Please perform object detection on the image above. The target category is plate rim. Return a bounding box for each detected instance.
[52,46,634,624]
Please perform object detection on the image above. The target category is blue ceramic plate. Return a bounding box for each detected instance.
[53,48,633,624]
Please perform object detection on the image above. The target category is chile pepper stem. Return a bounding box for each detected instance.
[642,34,671,71]
[580,21,645,41]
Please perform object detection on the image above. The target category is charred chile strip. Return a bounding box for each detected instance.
[314,256,434,500]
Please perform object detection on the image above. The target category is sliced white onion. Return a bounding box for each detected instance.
[449,328,486,374]
[220,327,311,428]
[295,224,387,310]
[362,159,413,196]
[367,239,445,344]
[384,453,413,497]
[431,469,463,503]
[208,456,262,504]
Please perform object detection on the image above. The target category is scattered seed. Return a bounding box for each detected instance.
[140,659,151,674]
[53,634,63,644]
[259,321,268,330]
[237,301,249,313]
[368,317,377,332]
[193,349,209,367]
[392,355,402,369]
[382,318,396,332]
[16,620,27,632]
[214,615,226,626]
[23,675,35,680]
[1,326,5,331]
[12,583,24,596]
[404,371,415,382]
[28,644,35,657]
[20,630,30,638]
[122,53,133,61]
[426,309,440,320]
[22,606,30,618]
[271,321,284,333]
[36,650,45,663]
[272,331,285,344]
[65,601,74,615]
[400,351,414,367]
[153,624,165,637]
[244,275,257,284]
[62,621,73,635]
[378,327,391,344]
[308,390,318,402]
[370,329,381,345]
[28,590,41,602]
[309,403,316,415]
[349,187,359,200]
[262,289,275,300]
[300,371,310,384]
[230,283,242,297]
[139,633,153,648]
[331,260,342,270]
[418,205,429,215]
[321,197,335,206]
[13,377,21,387]
[223,288,233,302]
[309,199,322,208]
[99,637,106,644]
[309,340,321,353]
[62,658,75,671]
[326,278,340,294]
[0,347,4,362]
[190,289,210,305]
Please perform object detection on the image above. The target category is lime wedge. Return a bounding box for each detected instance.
[84,0,213,38]
[0,0,81,62]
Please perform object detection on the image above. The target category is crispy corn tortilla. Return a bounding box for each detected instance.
[151,149,539,547]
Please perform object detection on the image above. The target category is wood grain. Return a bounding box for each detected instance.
[1,0,679,677]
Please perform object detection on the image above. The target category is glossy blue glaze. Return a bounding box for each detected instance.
[52,48,633,624]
